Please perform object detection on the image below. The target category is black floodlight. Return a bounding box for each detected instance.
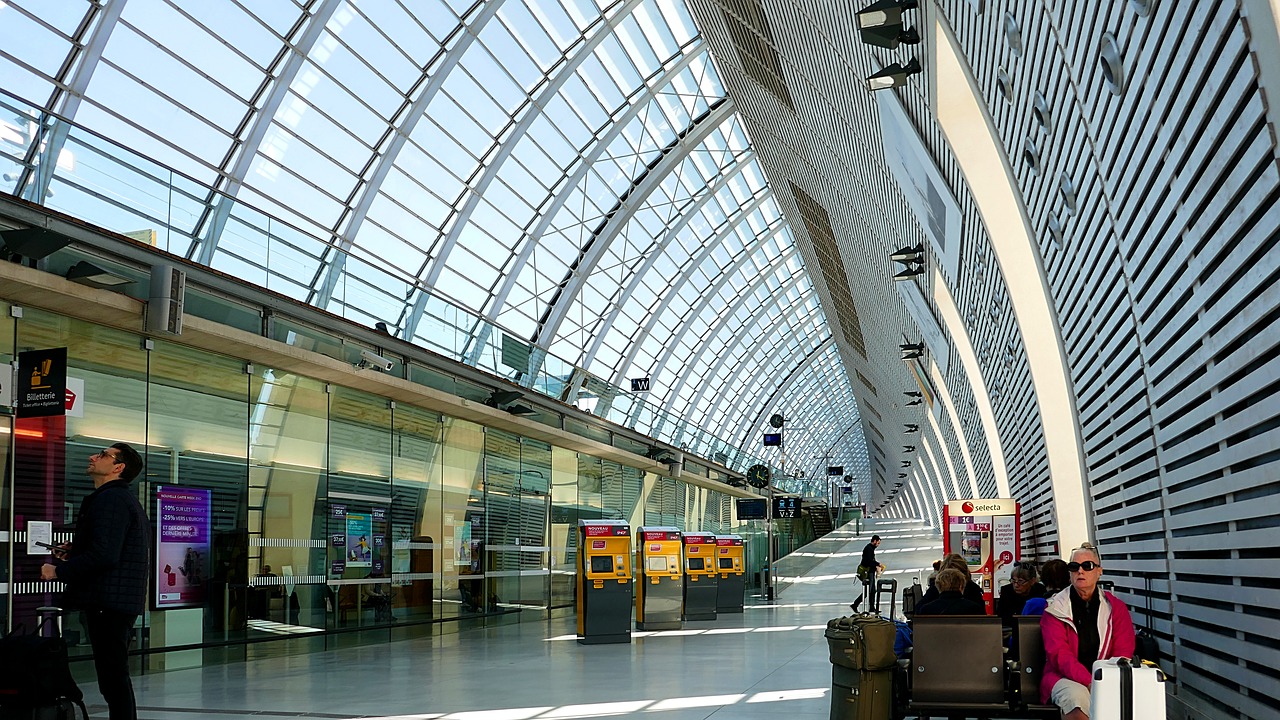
[906,398,923,406]
[903,445,915,453]
[901,460,911,468]
[904,423,920,433]
[903,391,922,398]
[65,260,132,288]
[0,227,72,260]
[867,57,922,91]
[894,263,925,281]
[900,342,925,360]
[488,389,523,407]
[890,244,924,264]
[859,24,920,50]
[506,403,537,417]
[857,0,919,29]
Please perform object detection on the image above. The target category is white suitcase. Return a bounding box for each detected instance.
[1090,657,1167,719]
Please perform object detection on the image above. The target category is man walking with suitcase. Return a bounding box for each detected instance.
[42,443,148,720]
[851,535,885,612]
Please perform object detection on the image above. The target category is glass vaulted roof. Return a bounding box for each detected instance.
[0,0,867,494]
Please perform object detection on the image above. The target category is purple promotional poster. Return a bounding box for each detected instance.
[155,486,212,609]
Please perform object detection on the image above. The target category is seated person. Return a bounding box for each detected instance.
[362,578,394,621]
[1022,559,1070,616]
[996,561,1046,625]
[1041,543,1136,720]
[919,553,985,609]
[915,568,986,615]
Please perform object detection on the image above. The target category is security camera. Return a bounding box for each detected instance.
[358,349,394,371]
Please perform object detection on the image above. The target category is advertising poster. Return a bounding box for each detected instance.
[346,513,373,567]
[454,521,472,566]
[992,514,1019,588]
[155,486,212,609]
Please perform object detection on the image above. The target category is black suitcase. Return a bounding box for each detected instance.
[0,609,87,720]
[902,578,923,618]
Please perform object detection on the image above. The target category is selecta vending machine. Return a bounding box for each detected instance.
[942,498,1020,613]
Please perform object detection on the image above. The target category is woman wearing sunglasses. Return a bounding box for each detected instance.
[1039,542,1136,720]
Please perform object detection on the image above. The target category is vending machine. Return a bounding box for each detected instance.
[942,499,1020,613]
[635,526,683,630]
[576,519,633,644]
[681,531,718,621]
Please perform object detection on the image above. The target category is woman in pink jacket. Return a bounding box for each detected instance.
[1040,542,1136,719]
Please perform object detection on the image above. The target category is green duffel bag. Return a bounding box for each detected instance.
[825,613,897,671]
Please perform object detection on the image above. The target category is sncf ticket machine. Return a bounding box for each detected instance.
[714,535,745,613]
[576,519,633,644]
[943,498,1020,614]
[681,532,718,621]
[635,526,683,630]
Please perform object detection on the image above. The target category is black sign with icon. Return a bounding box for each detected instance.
[17,347,67,418]
[773,496,801,519]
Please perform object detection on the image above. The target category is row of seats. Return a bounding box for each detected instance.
[897,615,1058,720]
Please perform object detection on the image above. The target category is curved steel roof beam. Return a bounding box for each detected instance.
[309,0,507,307]
[17,0,125,204]
[393,0,647,331]
[612,191,777,385]
[579,151,757,372]
[403,42,708,344]
[529,98,736,348]
[193,0,343,266]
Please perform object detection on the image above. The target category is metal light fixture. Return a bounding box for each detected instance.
[900,342,925,360]
[904,423,919,433]
[867,57,922,91]
[0,227,72,261]
[506,403,537,417]
[857,0,919,29]
[487,389,523,407]
[65,260,132,289]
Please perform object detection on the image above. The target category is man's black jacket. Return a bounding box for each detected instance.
[56,479,149,615]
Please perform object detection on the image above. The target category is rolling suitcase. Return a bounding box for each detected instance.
[830,664,894,720]
[901,577,923,618]
[875,578,897,618]
[826,614,898,670]
[1090,657,1166,719]
[0,608,88,720]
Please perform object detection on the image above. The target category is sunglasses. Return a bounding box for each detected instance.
[1067,561,1099,572]
[93,449,121,462]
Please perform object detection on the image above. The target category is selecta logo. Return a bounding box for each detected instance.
[959,501,1006,514]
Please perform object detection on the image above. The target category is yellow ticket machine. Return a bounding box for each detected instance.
[681,531,718,621]
[714,534,745,613]
[635,526,683,630]
[576,519,633,644]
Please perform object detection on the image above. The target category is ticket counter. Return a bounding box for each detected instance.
[576,519,633,644]
[635,526,683,630]
[714,534,745,613]
[681,531,718,621]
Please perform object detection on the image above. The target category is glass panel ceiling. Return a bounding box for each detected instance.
[0,0,867,493]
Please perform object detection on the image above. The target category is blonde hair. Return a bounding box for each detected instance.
[1071,541,1101,565]
[941,553,972,581]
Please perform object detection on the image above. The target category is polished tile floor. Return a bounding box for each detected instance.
[114,519,942,720]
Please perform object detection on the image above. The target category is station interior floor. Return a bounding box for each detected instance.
[118,519,943,720]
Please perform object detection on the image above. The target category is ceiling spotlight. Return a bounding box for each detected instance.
[900,460,911,468]
[905,398,923,406]
[904,423,919,433]
[65,260,132,289]
[897,473,907,479]
[903,391,922,398]
[903,445,915,453]
[900,342,925,360]
[867,57,922,91]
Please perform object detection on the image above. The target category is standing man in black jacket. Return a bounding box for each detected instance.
[852,535,885,612]
[41,443,148,720]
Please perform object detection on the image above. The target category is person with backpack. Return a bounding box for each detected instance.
[41,443,148,720]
